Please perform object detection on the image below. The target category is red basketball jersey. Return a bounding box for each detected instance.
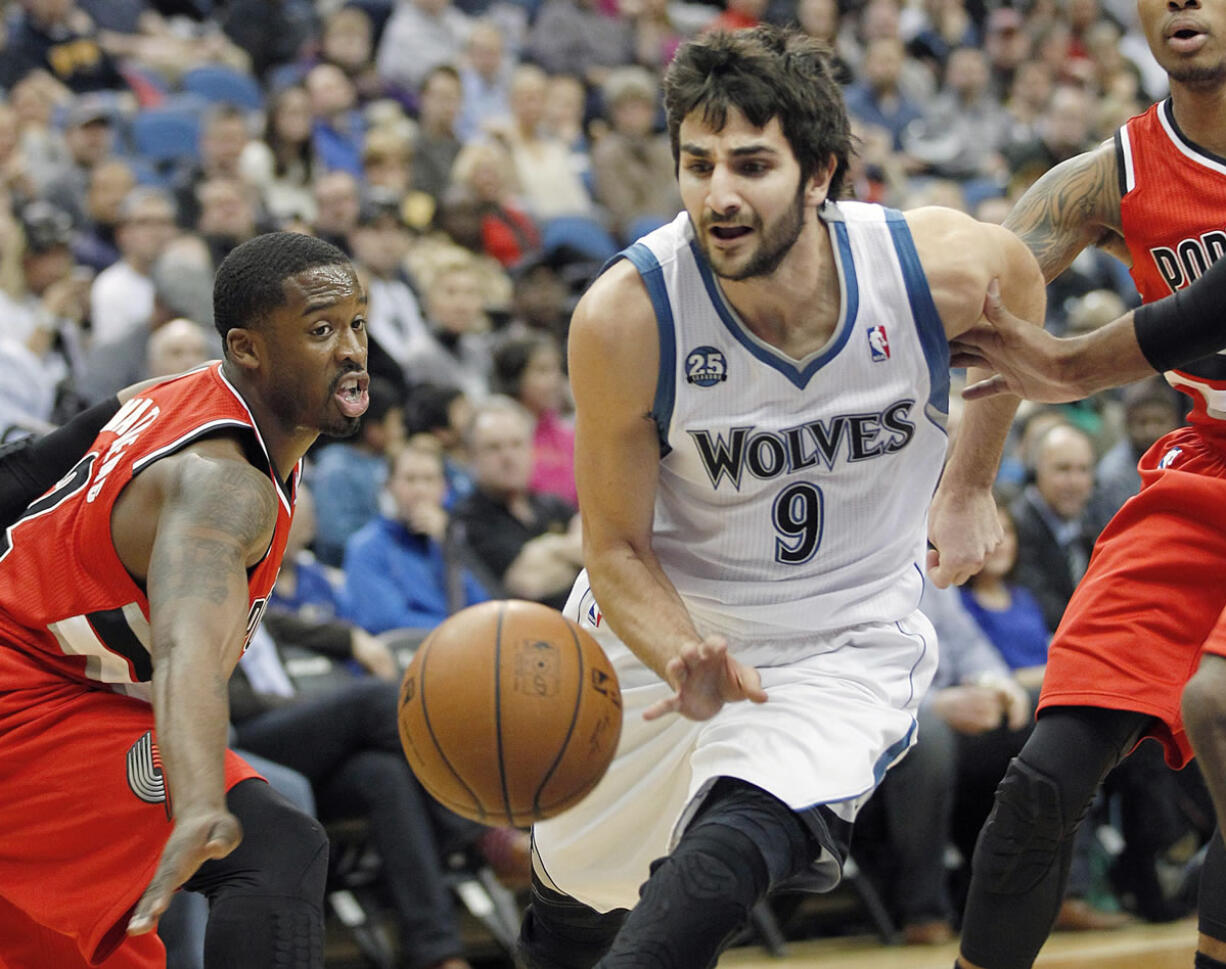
[1119,98,1226,446]
[0,363,298,697]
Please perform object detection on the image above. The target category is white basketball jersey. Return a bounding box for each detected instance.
[621,202,949,641]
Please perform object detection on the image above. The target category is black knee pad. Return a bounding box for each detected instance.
[186,778,329,902]
[518,876,627,969]
[973,757,1075,895]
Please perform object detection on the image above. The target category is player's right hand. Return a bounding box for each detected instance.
[128,809,242,935]
[644,635,767,722]
[950,279,1083,403]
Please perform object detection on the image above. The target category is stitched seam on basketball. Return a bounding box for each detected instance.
[533,616,586,817]
[417,632,485,819]
[494,602,515,823]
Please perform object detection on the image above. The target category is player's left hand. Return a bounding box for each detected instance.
[926,486,1001,587]
[127,809,242,935]
[643,635,767,722]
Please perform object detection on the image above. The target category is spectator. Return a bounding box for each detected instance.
[405,252,494,398]
[309,376,407,567]
[842,37,926,154]
[795,0,854,84]
[306,62,366,177]
[903,45,1007,197]
[88,187,177,345]
[960,502,1052,687]
[238,84,319,224]
[341,442,492,634]
[413,65,466,202]
[457,19,513,141]
[1010,422,1101,632]
[43,95,115,227]
[318,4,397,108]
[220,0,315,79]
[173,104,250,228]
[526,0,633,86]
[0,103,36,204]
[705,0,767,35]
[1004,83,1096,189]
[376,0,473,93]
[1093,377,1183,521]
[0,0,129,92]
[591,66,681,243]
[196,176,258,265]
[907,0,978,74]
[348,195,429,391]
[146,316,210,379]
[509,254,571,339]
[76,233,219,404]
[625,0,687,73]
[405,383,477,504]
[449,140,542,269]
[492,333,576,507]
[71,157,134,271]
[10,72,72,196]
[999,61,1055,163]
[982,6,1033,98]
[0,201,89,432]
[311,169,361,253]
[363,126,436,231]
[454,396,582,610]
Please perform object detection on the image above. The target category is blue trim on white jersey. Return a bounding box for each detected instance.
[685,221,860,391]
[871,718,917,786]
[622,242,678,455]
[884,211,949,434]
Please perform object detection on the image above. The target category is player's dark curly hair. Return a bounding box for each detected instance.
[663,25,852,200]
[212,231,351,353]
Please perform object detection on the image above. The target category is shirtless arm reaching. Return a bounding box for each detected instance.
[569,261,766,722]
[121,442,280,934]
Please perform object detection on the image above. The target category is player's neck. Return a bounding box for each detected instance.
[718,221,840,357]
[1168,82,1226,157]
[222,361,318,479]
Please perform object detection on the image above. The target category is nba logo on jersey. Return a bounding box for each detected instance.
[867,325,890,362]
[685,346,728,387]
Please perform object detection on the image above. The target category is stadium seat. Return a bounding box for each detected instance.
[130,108,201,166]
[182,64,264,110]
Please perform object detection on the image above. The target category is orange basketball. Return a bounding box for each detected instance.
[398,599,623,827]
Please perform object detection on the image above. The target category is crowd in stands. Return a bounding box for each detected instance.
[0,0,1216,964]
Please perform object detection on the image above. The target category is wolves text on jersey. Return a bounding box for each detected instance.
[1150,231,1226,294]
[688,399,917,491]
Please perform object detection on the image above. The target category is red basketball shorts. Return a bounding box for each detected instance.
[1038,426,1226,768]
[0,675,259,968]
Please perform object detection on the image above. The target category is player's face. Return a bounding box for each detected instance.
[678,109,827,282]
[261,264,370,438]
[1139,0,1226,88]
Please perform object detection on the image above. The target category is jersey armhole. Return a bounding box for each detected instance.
[1114,127,1132,198]
[618,245,676,457]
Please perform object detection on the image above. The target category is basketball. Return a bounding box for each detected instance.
[398,599,623,827]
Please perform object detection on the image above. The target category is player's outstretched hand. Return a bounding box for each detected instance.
[644,635,767,722]
[949,279,1082,403]
[128,809,242,935]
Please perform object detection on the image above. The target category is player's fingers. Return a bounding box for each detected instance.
[950,349,991,370]
[128,862,182,935]
[738,664,768,704]
[961,374,1011,399]
[642,693,680,721]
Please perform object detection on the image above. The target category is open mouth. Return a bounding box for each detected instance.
[710,225,753,242]
[1167,23,1208,52]
[333,372,370,418]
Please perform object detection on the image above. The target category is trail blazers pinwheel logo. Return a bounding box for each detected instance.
[127,730,171,819]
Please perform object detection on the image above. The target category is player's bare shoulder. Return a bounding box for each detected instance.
[1003,139,1126,278]
[569,259,659,412]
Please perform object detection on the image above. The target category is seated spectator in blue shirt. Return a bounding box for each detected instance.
[341,442,491,635]
[308,376,406,566]
[959,501,1052,687]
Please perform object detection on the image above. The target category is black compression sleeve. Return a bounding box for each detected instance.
[1134,252,1226,373]
[0,396,122,527]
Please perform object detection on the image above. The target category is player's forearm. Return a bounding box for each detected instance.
[1050,314,1154,396]
[585,541,704,683]
[941,372,1019,491]
[149,638,232,816]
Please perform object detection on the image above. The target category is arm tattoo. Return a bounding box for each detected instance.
[1003,145,1122,283]
[150,460,277,605]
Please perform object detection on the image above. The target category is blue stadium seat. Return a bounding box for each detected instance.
[181,64,264,110]
[131,108,201,166]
